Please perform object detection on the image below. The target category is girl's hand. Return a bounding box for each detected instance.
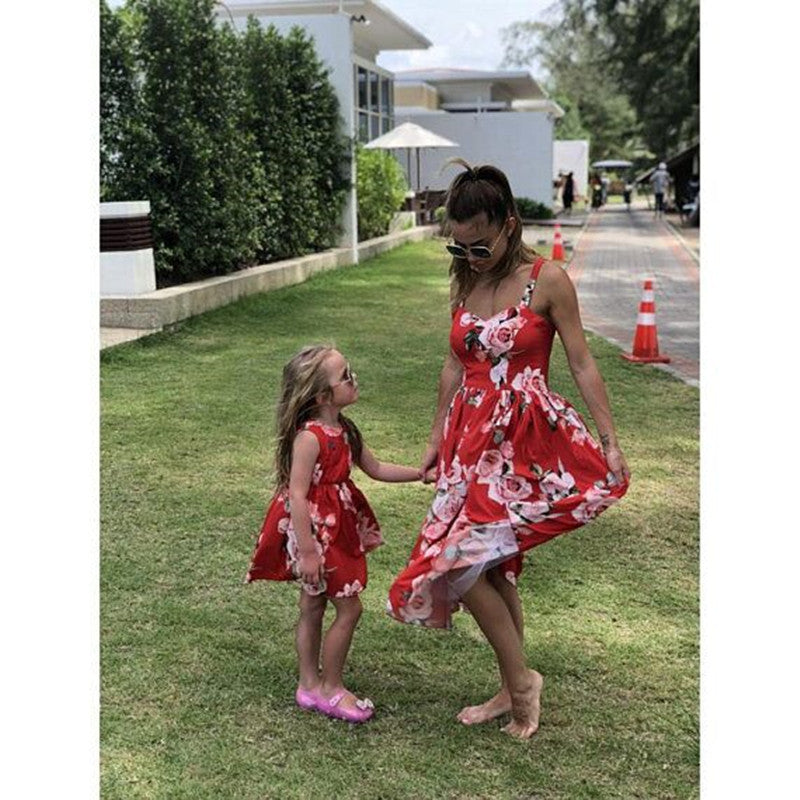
[422,467,437,484]
[297,550,324,586]
[604,444,630,485]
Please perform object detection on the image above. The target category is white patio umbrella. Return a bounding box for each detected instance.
[364,122,458,191]
[591,159,633,170]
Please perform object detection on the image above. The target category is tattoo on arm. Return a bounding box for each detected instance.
[600,434,611,451]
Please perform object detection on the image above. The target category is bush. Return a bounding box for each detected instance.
[238,21,350,261]
[356,148,408,240]
[100,0,350,286]
[514,197,555,220]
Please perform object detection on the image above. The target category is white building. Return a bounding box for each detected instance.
[222,1,431,253]
[553,140,590,199]
[391,68,564,206]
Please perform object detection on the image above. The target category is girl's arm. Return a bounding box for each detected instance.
[541,263,631,485]
[420,349,463,475]
[288,430,325,585]
[358,444,421,483]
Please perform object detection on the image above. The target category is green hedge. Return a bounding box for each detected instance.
[514,196,555,220]
[356,147,408,240]
[100,0,349,286]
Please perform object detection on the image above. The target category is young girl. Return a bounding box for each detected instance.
[246,345,420,723]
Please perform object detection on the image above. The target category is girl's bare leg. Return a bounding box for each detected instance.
[458,566,525,724]
[461,573,543,739]
[318,596,366,712]
[297,592,327,690]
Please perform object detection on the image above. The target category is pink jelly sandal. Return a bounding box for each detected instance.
[316,690,374,723]
[295,687,319,711]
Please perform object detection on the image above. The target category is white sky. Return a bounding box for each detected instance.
[374,0,552,73]
[109,0,552,75]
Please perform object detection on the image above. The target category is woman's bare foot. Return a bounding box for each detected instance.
[501,670,543,740]
[457,687,511,725]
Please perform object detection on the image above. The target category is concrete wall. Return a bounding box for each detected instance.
[394,111,555,206]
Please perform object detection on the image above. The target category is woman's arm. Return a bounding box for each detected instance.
[420,349,463,475]
[541,264,630,484]
[358,444,421,482]
[287,430,325,585]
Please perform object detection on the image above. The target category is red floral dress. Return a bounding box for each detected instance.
[245,420,383,598]
[387,259,629,628]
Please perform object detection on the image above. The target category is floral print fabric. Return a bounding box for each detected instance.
[387,259,629,628]
[246,421,383,598]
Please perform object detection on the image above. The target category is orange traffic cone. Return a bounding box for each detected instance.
[551,223,565,260]
[621,278,671,363]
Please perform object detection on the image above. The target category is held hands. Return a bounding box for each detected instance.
[419,443,439,485]
[296,549,324,586]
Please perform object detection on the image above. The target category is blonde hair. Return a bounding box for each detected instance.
[443,158,539,311]
[274,345,363,488]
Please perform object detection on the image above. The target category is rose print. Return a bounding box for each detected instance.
[488,474,533,505]
[335,580,364,598]
[357,514,383,552]
[431,485,465,523]
[479,317,522,356]
[476,449,505,480]
[508,499,551,525]
[499,440,515,460]
[538,462,577,502]
[400,574,434,623]
[489,357,509,388]
[570,484,616,523]
[338,482,356,512]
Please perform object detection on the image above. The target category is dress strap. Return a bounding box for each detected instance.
[521,258,546,307]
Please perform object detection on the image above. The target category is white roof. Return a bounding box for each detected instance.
[223,1,431,51]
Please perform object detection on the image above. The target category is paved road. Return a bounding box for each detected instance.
[550,205,700,386]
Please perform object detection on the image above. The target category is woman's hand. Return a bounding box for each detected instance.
[297,549,324,586]
[421,466,438,484]
[420,443,439,476]
[603,444,631,485]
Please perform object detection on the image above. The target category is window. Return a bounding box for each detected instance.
[354,63,394,144]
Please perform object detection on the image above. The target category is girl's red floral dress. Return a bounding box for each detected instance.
[387,259,629,628]
[246,421,383,598]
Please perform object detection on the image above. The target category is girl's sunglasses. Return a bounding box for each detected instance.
[445,227,506,260]
[331,362,357,387]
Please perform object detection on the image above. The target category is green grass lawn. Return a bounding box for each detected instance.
[101,239,699,799]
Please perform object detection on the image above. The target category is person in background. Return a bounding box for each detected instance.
[650,161,671,218]
[561,171,575,216]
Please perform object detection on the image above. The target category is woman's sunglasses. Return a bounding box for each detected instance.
[445,227,506,260]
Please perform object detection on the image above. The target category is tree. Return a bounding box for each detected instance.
[502,0,697,161]
[502,3,646,162]
[100,0,138,198]
[594,0,699,157]
[105,0,265,283]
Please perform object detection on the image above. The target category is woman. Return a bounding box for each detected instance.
[387,161,630,740]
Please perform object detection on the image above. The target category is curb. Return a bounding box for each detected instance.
[100,225,438,346]
[664,219,700,264]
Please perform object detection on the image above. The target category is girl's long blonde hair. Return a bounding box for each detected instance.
[443,158,539,311]
[274,345,363,488]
